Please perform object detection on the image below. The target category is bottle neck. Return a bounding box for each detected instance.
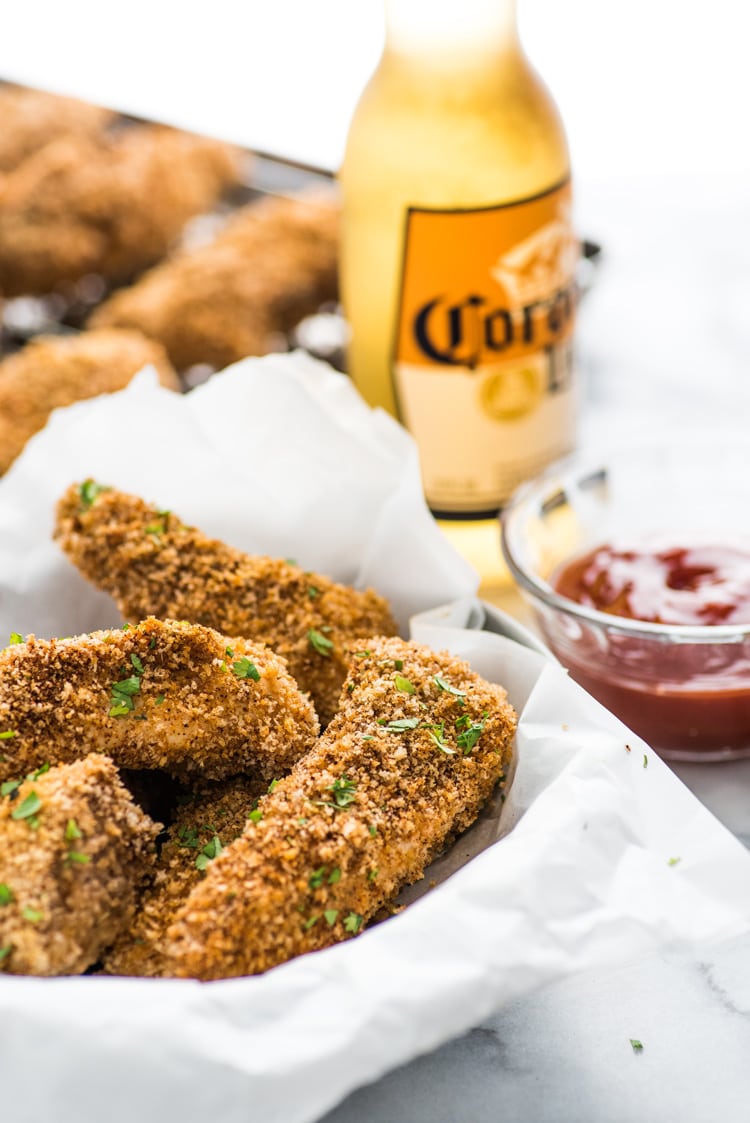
[384,0,519,58]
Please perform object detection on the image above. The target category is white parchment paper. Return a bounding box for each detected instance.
[1,353,749,1123]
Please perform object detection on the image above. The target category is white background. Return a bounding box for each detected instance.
[1,0,749,183]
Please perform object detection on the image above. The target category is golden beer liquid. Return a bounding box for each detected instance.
[340,0,573,590]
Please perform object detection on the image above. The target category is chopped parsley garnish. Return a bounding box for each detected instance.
[303,915,319,930]
[393,659,404,671]
[394,674,416,694]
[353,650,371,660]
[629,1039,644,1052]
[368,868,379,881]
[328,867,341,885]
[78,479,109,509]
[324,909,339,927]
[27,763,49,780]
[231,657,261,681]
[343,912,363,934]
[109,670,142,717]
[195,835,223,871]
[308,866,326,890]
[361,734,373,741]
[22,907,43,924]
[65,818,82,841]
[0,883,13,906]
[434,675,467,699]
[667,856,681,867]
[378,717,420,733]
[248,808,263,824]
[424,722,457,755]
[328,776,357,808]
[8,633,23,645]
[65,851,90,865]
[307,585,320,600]
[1,780,19,798]
[0,946,10,961]
[155,694,165,706]
[130,653,144,674]
[0,730,17,740]
[643,754,649,769]
[368,824,378,837]
[456,713,487,754]
[177,826,200,849]
[11,790,41,821]
[268,779,279,794]
[308,629,334,657]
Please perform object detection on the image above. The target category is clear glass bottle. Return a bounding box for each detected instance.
[340,0,577,585]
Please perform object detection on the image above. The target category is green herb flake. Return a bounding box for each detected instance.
[177,826,200,849]
[1,780,20,798]
[112,675,140,696]
[353,650,371,660]
[22,907,43,924]
[78,479,109,509]
[394,674,416,694]
[434,674,467,699]
[0,946,10,961]
[66,851,91,865]
[231,657,261,682]
[65,818,82,841]
[328,776,357,808]
[155,694,165,706]
[303,915,319,931]
[643,754,649,770]
[456,714,487,755]
[424,722,457,755]
[393,659,404,671]
[328,867,341,886]
[195,835,223,872]
[268,779,279,794]
[11,790,41,822]
[28,763,49,781]
[308,628,335,657]
[343,912,363,934]
[378,717,421,733]
[629,1039,644,1052]
[667,856,681,867]
[308,866,326,890]
[129,653,144,674]
[0,730,17,741]
[307,585,320,600]
[368,825,378,837]
[8,633,23,645]
[367,868,379,882]
[323,909,339,927]
[248,808,263,824]
[0,883,13,906]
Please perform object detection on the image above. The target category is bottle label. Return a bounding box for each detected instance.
[391,178,577,515]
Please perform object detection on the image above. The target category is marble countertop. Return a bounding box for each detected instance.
[321,177,750,1123]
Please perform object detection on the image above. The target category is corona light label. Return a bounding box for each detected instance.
[392,179,577,515]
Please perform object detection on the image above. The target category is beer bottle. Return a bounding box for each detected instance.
[340,0,577,582]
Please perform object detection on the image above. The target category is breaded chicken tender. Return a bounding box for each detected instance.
[0,85,113,172]
[0,126,242,296]
[0,328,178,474]
[103,775,267,978]
[166,636,516,980]
[0,755,158,976]
[54,484,398,725]
[90,192,339,369]
[0,616,319,784]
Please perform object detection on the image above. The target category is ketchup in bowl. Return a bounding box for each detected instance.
[549,542,750,758]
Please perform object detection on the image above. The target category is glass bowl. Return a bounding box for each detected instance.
[500,440,750,761]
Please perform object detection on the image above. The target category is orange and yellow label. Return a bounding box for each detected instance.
[392,179,578,515]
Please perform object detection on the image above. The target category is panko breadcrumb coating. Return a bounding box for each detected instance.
[165,636,516,980]
[0,616,319,784]
[54,484,398,725]
[0,328,179,474]
[0,126,242,296]
[0,755,158,976]
[0,85,113,172]
[103,775,267,978]
[90,191,339,370]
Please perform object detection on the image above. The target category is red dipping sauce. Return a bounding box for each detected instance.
[549,543,750,759]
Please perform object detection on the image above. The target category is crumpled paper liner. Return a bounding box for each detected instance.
[0,354,749,1123]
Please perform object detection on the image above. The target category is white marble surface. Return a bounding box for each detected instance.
[319,178,750,1122]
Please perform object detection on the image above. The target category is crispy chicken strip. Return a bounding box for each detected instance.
[0,755,158,976]
[103,776,267,978]
[0,617,319,784]
[0,85,113,172]
[166,636,516,980]
[0,126,242,296]
[54,484,398,725]
[0,328,178,474]
[90,192,339,369]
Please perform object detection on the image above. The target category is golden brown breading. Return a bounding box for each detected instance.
[0,85,113,172]
[0,126,242,296]
[90,191,339,369]
[54,484,398,725]
[0,617,319,783]
[165,636,516,980]
[0,755,158,976]
[0,329,179,474]
[103,775,267,978]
